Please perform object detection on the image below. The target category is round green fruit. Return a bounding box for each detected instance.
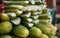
[1,13,10,21]
[0,35,12,38]
[0,21,12,34]
[48,35,58,38]
[13,25,29,38]
[29,27,42,37]
[40,34,49,38]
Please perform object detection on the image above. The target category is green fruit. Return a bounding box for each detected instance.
[21,18,33,23]
[12,36,27,38]
[34,23,51,34]
[48,35,58,38]
[42,9,47,14]
[21,12,31,18]
[42,23,57,35]
[35,2,44,5]
[38,14,50,19]
[0,35,12,38]
[5,9,23,16]
[12,35,19,38]
[0,21,12,34]
[44,23,57,35]
[40,34,49,38]
[12,35,27,38]
[3,1,29,6]
[11,17,21,25]
[1,13,10,21]
[21,21,33,28]
[32,19,40,24]
[4,6,20,10]
[39,19,50,24]
[31,15,39,20]
[50,26,57,35]
[13,25,29,38]
[29,27,42,37]
[14,10,23,16]
[7,13,16,20]
[41,22,52,27]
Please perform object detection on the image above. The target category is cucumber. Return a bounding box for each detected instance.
[3,1,29,6]
[42,5,47,9]
[10,5,24,10]
[11,17,21,25]
[22,5,42,12]
[29,0,35,5]
[39,19,50,24]
[4,6,20,10]
[31,15,39,19]
[5,10,23,16]
[21,18,33,23]
[13,10,22,16]
[31,11,42,16]
[33,19,40,24]
[21,12,31,18]
[7,13,17,20]
[35,1,44,5]
[42,9,47,14]
[38,14,50,19]
[22,22,34,28]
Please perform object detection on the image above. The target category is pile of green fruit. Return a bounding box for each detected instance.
[0,0,58,38]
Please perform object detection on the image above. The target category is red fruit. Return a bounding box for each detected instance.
[0,4,5,13]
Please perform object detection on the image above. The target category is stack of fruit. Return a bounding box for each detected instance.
[0,0,58,38]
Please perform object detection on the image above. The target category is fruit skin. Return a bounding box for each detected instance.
[38,14,50,19]
[39,19,51,25]
[29,27,42,37]
[12,35,27,38]
[34,23,51,34]
[48,35,58,38]
[43,23,57,35]
[0,35,12,38]
[39,34,49,38]
[0,21,12,34]
[12,35,19,38]
[50,26,57,35]
[13,25,29,38]
[0,13,10,21]
[4,6,20,10]
[4,1,29,6]
[42,9,47,14]
[7,13,17,20]
[35,2,44,5]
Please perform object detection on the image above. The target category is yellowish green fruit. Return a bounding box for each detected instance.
[13,25,29,38]
[34,23,51,34]
[39,19,51,25]
[29,27,42,37]
[44,23,57,35]
[0,35,12,38]
[48,34,58,38]
[39,34,49,38]
[0,21,12,34]
[1,13,10,21]
[50,26,57,35]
